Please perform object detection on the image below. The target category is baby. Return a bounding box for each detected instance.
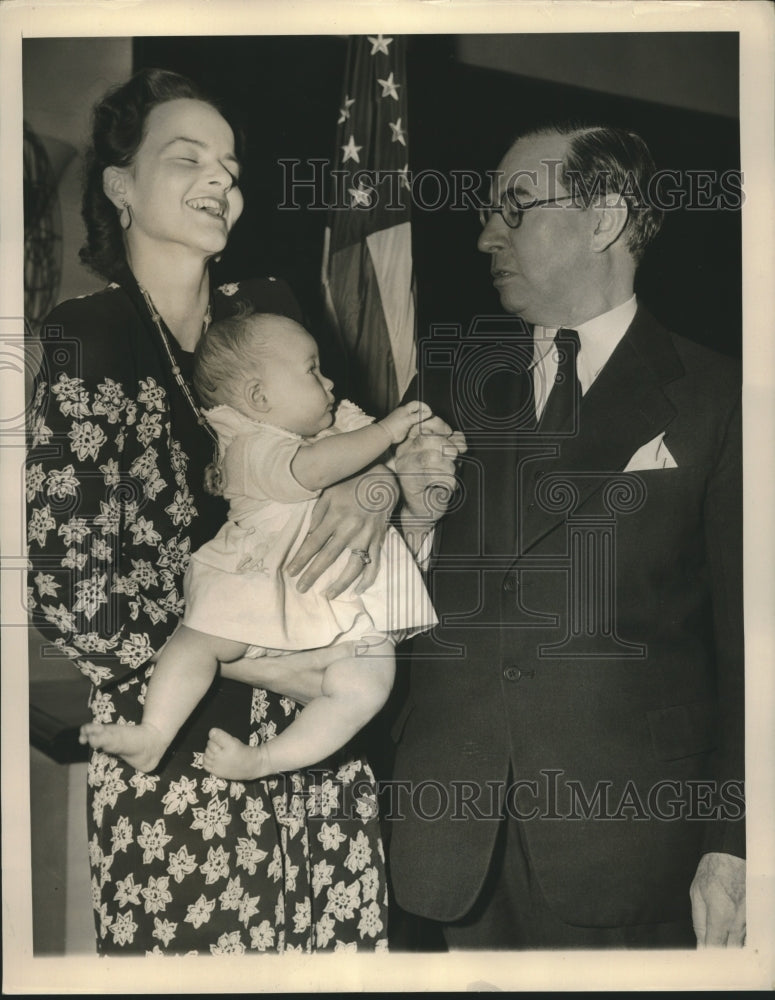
[81,311,440,780]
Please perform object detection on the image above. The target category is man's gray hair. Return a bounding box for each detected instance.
[518,122,664,262]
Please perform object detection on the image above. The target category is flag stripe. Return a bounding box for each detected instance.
[366,222,416,401]
[327,240,397,415]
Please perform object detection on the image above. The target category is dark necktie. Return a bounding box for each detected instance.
[538,328,581,433]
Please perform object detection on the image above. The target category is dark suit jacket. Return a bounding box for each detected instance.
[389,306,744,928]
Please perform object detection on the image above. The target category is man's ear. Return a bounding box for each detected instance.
[589,193,629,253]
[103,165,131,211]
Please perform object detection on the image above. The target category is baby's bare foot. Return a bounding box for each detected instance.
[203,727,271,780]
[79,721,168,773]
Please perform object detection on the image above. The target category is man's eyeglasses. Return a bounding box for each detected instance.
[479,193,575,230]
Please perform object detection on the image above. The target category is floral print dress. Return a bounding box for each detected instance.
[26,268,388,954]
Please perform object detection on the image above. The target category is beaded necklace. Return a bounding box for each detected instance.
[138,284,226,495]
[138,284,218,447]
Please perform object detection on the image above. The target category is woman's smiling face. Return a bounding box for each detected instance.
[112,98,244,259]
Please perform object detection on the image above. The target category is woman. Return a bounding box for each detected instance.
[26,67,392,955]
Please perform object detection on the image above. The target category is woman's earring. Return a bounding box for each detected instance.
[119,200,132,231]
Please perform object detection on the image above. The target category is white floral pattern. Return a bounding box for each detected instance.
[27,277,387,954]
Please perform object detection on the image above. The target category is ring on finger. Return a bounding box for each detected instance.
[350,548,372,565]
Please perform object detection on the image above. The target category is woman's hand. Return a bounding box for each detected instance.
[221,643,357,705]
[286,465,399,598]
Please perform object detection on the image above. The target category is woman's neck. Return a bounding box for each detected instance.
[128,246,211,352]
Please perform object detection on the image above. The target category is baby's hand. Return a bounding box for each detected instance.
[378,401,433,444]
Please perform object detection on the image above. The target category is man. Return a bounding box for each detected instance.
[390,123,744,949]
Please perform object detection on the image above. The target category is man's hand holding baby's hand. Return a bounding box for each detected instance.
[396,417,466,523]
[378,401,433,444]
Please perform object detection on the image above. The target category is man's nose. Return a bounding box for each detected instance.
[477,215,506,253]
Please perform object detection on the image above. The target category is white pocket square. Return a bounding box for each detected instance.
[623,432,678,471]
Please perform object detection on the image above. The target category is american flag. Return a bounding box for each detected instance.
[321,34,416,419]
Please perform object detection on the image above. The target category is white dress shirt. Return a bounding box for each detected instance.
[531,294,638,418]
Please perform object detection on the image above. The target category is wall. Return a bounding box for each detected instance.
[456,32,738,119]
[22,37,133,305]
[29,751,92,954]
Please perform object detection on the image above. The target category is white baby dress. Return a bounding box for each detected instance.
[183,400,438,653]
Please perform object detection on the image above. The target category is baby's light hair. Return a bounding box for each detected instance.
[193,307,290,409]
[195,309,301,496]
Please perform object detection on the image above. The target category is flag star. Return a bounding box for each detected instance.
[338,96,355,125]
[389,117,407,146]
[367,35,393,56]
[341,134,362,164]
[398,163,410,191]
[376,72,400,101]
[349,180,374,208]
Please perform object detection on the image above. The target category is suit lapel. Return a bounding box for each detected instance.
[519,307,684,554]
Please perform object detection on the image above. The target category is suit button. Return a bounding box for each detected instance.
[503,665,522,681]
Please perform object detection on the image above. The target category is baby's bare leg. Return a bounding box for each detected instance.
[204,639,395,780]
[79,627,248,772]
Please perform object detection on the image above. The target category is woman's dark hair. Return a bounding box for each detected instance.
[80,67,242,280]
